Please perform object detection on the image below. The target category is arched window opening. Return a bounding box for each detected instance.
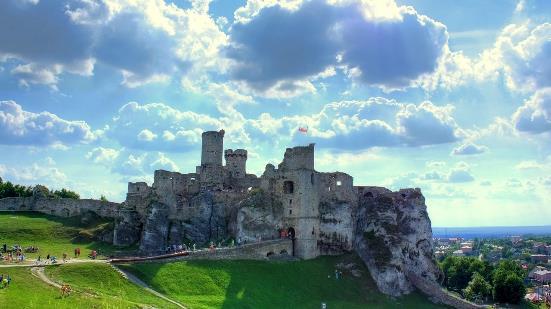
[283,181,294,194]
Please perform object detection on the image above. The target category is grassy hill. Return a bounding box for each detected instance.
[0,211,132,260]
[120,254,449,309]
[0,211,451,308]
[0,263,176,308]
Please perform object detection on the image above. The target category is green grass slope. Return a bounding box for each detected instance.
[120,254,449,309]
[46,263,177,308]
[0,266,105,308]
[0,263,176,308]
[0,211,131,260]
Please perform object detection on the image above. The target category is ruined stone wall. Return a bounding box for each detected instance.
[317,172,356,255]
[319,200,355,255]
[319,172,355,202]
[0,196,120,218]
[278,143,315,171]
[260,164,277,192]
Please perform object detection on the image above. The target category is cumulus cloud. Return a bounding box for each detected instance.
[451,142,488,155]
[0,0,227,88]
[10,63,62,90]
[109,102,221,151]
[86,147,120,164]
[0,100,96,146]
[447,169,475,183]
[499,23,551,92]
[244,97,462,150]
[396,101,460,146]
[0,163,67,185]
[226,0,449,94]
[446,162,475,183]
[513,88,551,133]
[106,97,463,153]
[112,152,178,176]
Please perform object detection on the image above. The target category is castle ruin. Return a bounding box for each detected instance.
[0,129,443,298]
[114,130,366,259]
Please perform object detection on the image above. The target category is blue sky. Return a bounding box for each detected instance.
[0,0,550,227]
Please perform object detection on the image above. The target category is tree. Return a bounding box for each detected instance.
[493,260,526,304]
[440,256,489,291]
[52,188,80,200]
[100,195,108,202]
[0,181,31,198]
[447,258,473,291]
[468,259,493,282]
[463,272,492,302]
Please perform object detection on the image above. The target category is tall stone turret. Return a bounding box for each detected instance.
[199,130,225,188]
[277,143,320,259]
[225,149,247,178]
[201,130,224,167]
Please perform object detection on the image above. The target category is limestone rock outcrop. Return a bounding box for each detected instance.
[236,189,284,243]
[354,187,442,296]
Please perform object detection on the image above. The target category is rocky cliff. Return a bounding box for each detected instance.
[236,189,284,243]
[354,187,442,297]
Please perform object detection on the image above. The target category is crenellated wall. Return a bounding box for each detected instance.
[224,149,247,178]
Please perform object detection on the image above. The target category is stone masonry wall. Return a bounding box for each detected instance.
[0,196,120,218]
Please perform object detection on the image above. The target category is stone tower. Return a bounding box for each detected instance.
[201,130,224,166]
[199,130,225,188]
[224,149,247,178]
[278,143,320,259]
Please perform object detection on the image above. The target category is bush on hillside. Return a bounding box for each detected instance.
[52,188,80,200]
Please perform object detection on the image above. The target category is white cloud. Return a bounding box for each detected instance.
[109,101,220,151]
[112,151,178,176]
[0,100,96,146]
[137,129,158,142]
[0,163,67,185]
[451,142,488,155]
[513,88,551,134]
[242,97,462,151]
[86,147,120,164]
[0,0,227,88]
[447,169,475,183]
[226,0,449,96]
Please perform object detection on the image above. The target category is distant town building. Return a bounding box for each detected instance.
[534,270,551,283]
[449,238,462,244]
[453,250,464,257]
[460,246,473,254]
[529,266,547,279]
[531,254,549,264]
[533,243,548,254]
[510,235,522,244]
[460,241,473,247]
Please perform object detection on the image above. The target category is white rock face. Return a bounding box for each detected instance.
[354,188,442,297]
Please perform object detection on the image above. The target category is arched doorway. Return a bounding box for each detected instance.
[287,227,296,239]
[288,227,296,257]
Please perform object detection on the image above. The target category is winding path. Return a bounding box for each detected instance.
[30,266,61,289]
[111,264,186,309]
